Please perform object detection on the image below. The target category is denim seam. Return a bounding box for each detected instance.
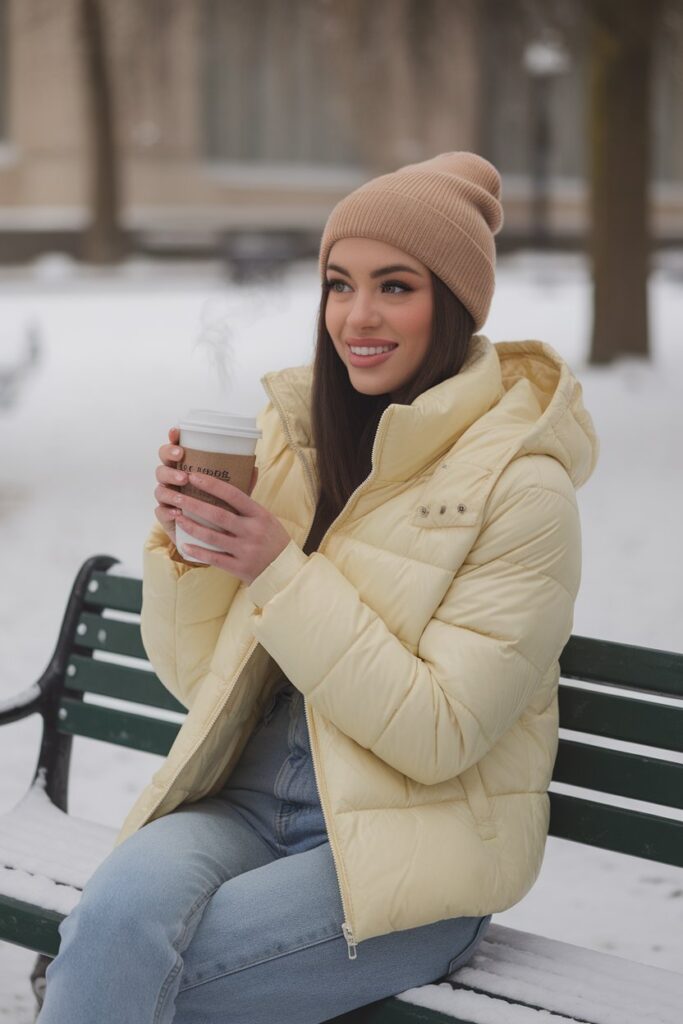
[272,701,298,843]
[178,925,345,994]
[153,886,220,1023]
[273,761,293,846]
[446,915,492,976]
[274,803,285,846]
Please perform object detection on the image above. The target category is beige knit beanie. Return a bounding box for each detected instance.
[318,152,504,331]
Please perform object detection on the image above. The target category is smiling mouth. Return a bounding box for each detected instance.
[346,345,398,368]
[346,342,399,352]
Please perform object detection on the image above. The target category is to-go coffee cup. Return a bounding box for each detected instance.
[172,409,261,565]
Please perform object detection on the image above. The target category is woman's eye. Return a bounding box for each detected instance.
[325,278,411,294]
[382,280,411,294]
[325,278,348,293]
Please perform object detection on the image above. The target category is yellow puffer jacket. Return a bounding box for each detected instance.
[117,335,599,956]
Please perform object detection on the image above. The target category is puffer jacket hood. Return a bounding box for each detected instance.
[494,341,597,489]
[120,334,598,954]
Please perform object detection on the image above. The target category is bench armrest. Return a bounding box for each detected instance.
[0,553,122,731]
[0,683,44,726]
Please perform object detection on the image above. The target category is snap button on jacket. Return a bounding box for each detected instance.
[118,335,599,947]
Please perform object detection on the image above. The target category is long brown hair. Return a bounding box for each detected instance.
[302,271,475,555]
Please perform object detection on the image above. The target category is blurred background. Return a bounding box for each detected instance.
[1,1,682,1017]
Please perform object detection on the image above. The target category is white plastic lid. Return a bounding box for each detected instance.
[180,409,261,439]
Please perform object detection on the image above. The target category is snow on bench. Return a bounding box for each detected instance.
[0,773,117,916]
[398,923,683,1024]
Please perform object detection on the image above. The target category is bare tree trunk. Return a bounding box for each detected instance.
[78,0,125,263]
[587,0,661,363]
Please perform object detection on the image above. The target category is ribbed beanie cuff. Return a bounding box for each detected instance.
[318,152,504,331]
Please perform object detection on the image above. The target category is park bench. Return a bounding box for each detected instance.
[0,553,681,1022]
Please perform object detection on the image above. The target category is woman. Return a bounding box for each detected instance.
[39,152,599,1023]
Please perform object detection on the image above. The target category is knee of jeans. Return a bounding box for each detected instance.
[66,852,156,942]
[64,878,133,942]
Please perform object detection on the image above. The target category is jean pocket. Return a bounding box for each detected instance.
[446,914,492,976]
[250,691,281,737]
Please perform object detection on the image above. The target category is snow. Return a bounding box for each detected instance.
[0,685,40,718]
[0,771,117,915]
[400,987,582,1024]
[1,252,682,1018]
[398,923,682,1024]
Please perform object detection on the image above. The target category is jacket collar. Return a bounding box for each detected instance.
[260,334,599,490]
[260,335,504,483]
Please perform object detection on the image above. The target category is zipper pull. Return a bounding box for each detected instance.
[342,922,357,960]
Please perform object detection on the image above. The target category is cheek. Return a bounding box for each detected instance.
[325,300,340,339]
[397,295,433,343]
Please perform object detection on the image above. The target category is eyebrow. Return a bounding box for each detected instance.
[326,262,423,279]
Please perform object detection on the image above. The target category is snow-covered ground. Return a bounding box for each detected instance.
[1,251,681,1019]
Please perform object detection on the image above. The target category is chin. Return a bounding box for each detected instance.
[347,374,395,396]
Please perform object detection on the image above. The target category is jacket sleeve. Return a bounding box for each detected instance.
[246,479,581,785]
[139,520,242,709]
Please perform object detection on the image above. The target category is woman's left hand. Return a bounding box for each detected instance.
[174,470,292,585]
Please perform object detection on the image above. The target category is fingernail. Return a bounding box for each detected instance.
[171,447,181,456]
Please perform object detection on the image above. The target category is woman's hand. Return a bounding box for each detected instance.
[153,427,259,555]
[174,471,291,585]
[153,426,187,546]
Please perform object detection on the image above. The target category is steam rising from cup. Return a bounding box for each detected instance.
[193,297,238,396]
[193,282,292,397]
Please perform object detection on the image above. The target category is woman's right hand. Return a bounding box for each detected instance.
[154,426,187,545]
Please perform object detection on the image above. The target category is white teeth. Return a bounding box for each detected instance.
[349,345,396,356]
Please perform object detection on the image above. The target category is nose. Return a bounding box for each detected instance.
[345,287,382,329]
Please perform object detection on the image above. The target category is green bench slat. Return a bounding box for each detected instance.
[554,738,683,809]
[74,612,147,660]
[559,683,683,751]
[66,655,185,713]
[57,697,180,755]
[84,572,142,614]
[353,1002,473,1024]
[549,790,683,866]
[560,635,683,698]
[0,896,63,958]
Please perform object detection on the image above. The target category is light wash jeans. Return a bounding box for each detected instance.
[39,677,492,1024]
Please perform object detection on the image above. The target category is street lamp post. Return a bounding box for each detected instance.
[523,38,571,247]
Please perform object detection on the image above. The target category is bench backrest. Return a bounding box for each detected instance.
[47,559,683,869]
[551,637,682,867]
[60,568,184,756]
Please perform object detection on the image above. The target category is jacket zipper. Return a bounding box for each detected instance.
[304,421,389,960]
[303,697,357,959]
[263,381,394,959]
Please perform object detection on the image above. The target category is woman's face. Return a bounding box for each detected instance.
[324,238,433,398]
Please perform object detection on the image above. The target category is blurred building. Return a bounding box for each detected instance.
[0,0,682,261]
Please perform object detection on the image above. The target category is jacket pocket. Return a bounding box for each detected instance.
[459,763,497,840]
